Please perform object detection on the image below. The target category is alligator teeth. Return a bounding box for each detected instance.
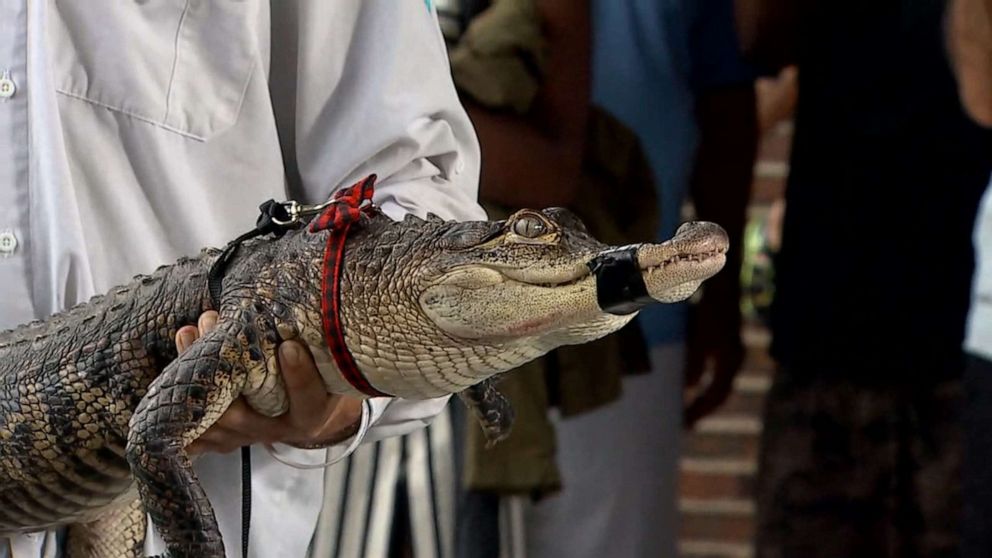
[647,249,723,270]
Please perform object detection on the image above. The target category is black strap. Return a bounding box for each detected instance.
[207,199,296,309]
[587,245,656,315]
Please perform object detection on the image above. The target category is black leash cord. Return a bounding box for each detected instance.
[241,446,252,558]
[205,199,297,558]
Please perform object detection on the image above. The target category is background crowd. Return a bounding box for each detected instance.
[368,0,991,557]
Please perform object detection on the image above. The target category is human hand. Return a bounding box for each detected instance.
[683,300,745,428]
[175,311,364,455]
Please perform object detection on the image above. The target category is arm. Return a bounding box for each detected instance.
[466,0,591,209]
[948,0,992,126]
[683,85,757,427]
[683,0,760,426]
[270,0,485,223]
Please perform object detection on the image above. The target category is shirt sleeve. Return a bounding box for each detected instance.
[315,397,452,464]
[270,0,485,221]
[267,0,484,454]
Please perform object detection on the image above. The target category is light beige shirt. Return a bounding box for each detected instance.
[0,1,484,556]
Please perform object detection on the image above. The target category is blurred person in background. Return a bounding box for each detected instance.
[739,0,992,555]
[444,1,616,556]
[526,2,756,555]
[442,0,757,556]
[947,1,992,557]
[444,2,658,556]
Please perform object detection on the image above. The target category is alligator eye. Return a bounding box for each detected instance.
[512,215,547,238]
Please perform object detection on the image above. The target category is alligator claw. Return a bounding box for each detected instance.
[459,377,515,446]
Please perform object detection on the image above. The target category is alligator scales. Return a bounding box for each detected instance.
[0,188,727,557]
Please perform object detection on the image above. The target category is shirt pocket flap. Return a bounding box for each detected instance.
[50,0,255,141]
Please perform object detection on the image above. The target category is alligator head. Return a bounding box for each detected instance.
[308,206,728,401]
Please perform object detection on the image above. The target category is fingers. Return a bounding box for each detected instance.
[175,310,219,354]
[175,326,198,354]
[190,340,365,456]
[198,311,218,334]
[684,379,735,428]
[188,427,254,455]
[683,357,741,428]
[189,399,285,455]
[211,399,285,444]
[278,340,364,447]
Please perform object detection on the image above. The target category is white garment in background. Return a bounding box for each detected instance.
[524,344,684,558]
[0,1,483,557]
[967,178,992,361]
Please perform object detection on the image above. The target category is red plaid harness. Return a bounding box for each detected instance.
[208,175,391,398]
[308,175,390,398]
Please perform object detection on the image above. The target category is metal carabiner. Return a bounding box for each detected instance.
[270,200,337,226]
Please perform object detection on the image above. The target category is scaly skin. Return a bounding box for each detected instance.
[0,206,728,557]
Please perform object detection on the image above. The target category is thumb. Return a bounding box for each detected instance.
[279,341,328,428]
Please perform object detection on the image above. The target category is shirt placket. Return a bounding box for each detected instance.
[0,0,34,328]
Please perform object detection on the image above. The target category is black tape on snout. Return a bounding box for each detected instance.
[587,245,656,315]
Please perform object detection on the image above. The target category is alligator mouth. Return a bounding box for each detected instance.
[644,248,727,270]
[505,222,728,289]
[634,222,729,274]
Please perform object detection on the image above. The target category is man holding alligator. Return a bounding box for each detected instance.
[0,2,482,556]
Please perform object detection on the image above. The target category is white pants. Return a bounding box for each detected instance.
[523,343,684,558]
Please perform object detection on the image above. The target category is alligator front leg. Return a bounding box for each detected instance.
[459,377,515,446]
[125,322,248,558]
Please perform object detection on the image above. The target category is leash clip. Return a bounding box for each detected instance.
[269,200,329,226]
[272,196,376,227]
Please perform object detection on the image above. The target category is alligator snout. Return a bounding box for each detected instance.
[587,221,730,315]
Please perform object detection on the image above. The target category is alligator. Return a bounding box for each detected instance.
[0,178,728,558]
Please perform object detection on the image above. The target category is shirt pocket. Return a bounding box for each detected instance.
[49,0,255,141]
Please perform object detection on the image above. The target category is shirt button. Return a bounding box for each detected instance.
[0,231,18,255]
[0,76,16,99]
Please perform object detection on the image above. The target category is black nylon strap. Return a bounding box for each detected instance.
[586,245,656,315]
[207,200,294,309]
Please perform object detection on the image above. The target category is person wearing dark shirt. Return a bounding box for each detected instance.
[739,0,992,555]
